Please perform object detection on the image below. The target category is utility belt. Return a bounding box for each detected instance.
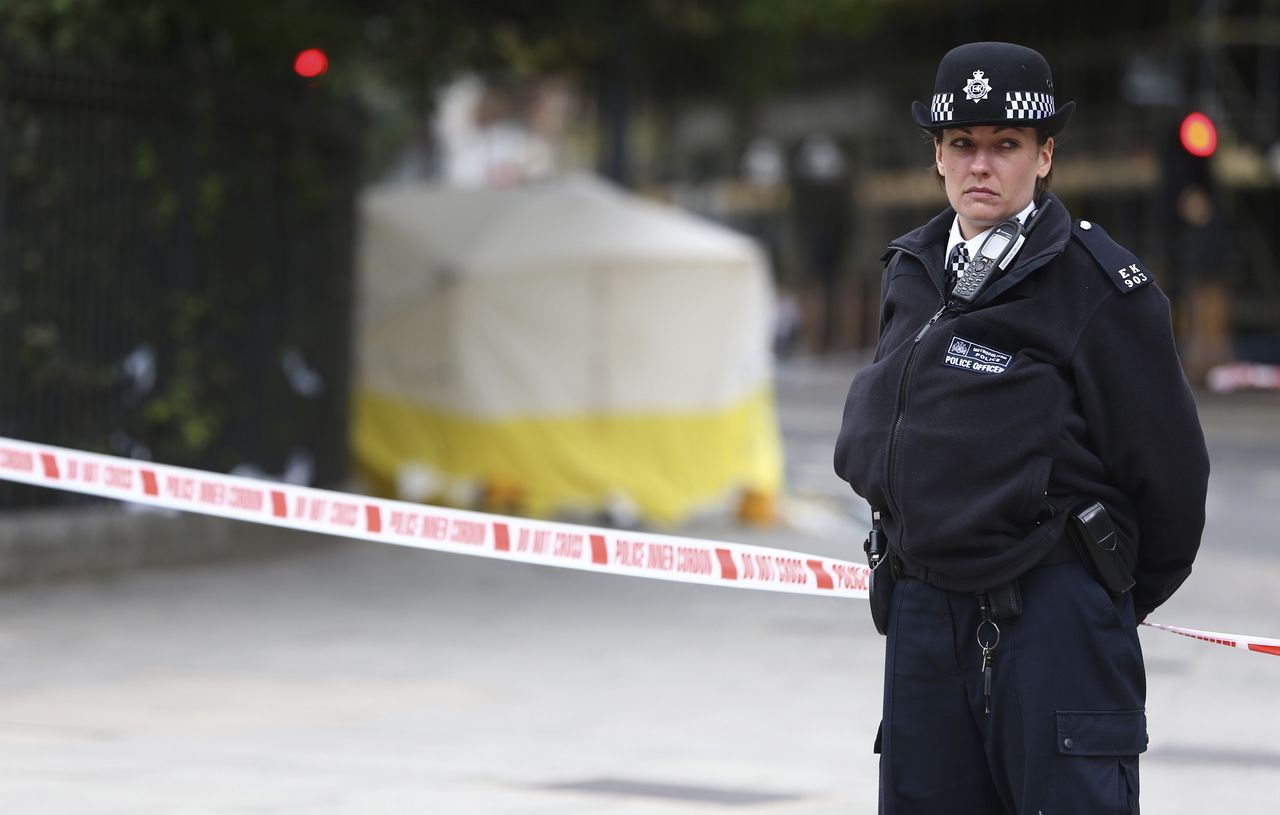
[864,501,1135,634]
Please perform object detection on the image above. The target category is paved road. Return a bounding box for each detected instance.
[0,357,1276,813]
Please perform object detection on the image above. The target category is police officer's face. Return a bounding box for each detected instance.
[935,126,1053,239]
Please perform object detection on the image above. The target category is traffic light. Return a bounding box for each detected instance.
[293,48,329,79]
[1164,111,1216,201]
[1179,112,1218,158]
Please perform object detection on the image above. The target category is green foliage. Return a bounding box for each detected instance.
[0,0,351,67]
[740,0,875,33]
[0,0,881,105]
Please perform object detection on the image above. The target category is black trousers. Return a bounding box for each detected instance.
[877,560,1147,815]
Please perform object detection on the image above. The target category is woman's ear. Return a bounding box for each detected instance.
[1038,136,1055,179]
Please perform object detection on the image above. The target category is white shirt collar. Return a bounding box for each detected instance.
[946,200,1038,262]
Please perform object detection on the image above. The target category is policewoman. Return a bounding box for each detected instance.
[834,42,1209,813]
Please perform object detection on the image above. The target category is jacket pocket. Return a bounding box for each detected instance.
[1046,710,1146,813]
[1021,453,1054,528]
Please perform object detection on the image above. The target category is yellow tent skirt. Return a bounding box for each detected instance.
[352,388,783,526]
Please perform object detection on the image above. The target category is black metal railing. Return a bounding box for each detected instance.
[0,60,363,509]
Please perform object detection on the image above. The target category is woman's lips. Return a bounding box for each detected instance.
[965,187,997,199]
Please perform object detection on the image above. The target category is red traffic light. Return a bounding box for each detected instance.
[1179,112,1217,158]
[294,48,329,79]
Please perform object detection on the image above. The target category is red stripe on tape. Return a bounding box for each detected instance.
[493,523,511,552]
[366,505,382,533]
[1198,636,1235,647]
[590,534,608,565]
[807,559,834,590]
[716,548,738,580]
[40,454,59,479]
[1144,623,1280,658]
[270,491,288,518]
[140,469,159,496]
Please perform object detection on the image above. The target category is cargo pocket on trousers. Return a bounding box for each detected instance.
[1047,710,1147,814]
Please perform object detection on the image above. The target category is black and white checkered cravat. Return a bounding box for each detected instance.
[946,243,969,294]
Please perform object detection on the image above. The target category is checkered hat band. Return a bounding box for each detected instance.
[1005,92,1056,120]
[931,93,955,122]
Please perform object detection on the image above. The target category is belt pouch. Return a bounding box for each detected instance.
[983,579,1023,619]
[864,514,895,635]
[1068,501,1136,594]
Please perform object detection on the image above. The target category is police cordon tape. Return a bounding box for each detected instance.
[1142,622,1280,657]
[0,435,1274,656]
[0,436,870,599]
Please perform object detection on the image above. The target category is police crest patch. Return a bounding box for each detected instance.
[963,70,992,102]
[943,336,1011,375]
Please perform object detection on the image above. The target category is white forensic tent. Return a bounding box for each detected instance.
[352,174,782,525]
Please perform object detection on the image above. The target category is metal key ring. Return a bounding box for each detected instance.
[976,619,1001,650]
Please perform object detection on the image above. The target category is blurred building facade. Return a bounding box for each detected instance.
[612,2,1280,371]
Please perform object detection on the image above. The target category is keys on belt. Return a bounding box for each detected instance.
[976,594,1001,715]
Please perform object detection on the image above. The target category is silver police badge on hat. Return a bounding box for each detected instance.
[963,70,992,102]
[912,43,1074,133]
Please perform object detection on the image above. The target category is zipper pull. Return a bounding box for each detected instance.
[914,305,948,342]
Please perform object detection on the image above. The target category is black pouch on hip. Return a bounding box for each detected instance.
[1067,501,1135,594]
[864,512,896,635]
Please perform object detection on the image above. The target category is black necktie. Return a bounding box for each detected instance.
[947,243,969,294]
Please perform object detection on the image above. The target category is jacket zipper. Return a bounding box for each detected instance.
[880,237,1058,522]
[885,248,951,518]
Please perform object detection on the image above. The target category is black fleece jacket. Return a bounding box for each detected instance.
[834,194,1209,620]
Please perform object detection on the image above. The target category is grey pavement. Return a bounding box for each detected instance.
[0,356,1277,813]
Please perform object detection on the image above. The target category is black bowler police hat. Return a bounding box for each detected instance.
[911,41,1074,135]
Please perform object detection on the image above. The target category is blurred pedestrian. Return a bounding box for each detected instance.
[740,137,796,354]
[833,42,1210,814]
[792,132,851,352]
[1172,183,1234,384]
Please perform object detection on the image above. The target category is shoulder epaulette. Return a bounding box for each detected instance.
[1071,219,1152,293]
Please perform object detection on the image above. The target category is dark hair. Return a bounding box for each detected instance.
[930,127,1054,199]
